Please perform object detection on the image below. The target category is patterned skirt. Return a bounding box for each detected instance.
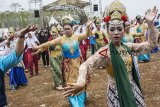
[62,57,89,107]
[50,55,63,87]
[108,80,146,107]
[62,57,83,85]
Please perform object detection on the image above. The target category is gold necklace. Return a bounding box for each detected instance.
[65,35,75,55]
[116,45,132,72]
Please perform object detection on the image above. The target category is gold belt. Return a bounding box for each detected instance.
[106,62,115,77]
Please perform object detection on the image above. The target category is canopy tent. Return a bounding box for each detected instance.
[49,16,59,26]
[43,0,89,25]
[43,0,90,11]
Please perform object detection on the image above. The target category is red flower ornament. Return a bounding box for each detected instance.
[104,16,111,23]
[121,15,128,22]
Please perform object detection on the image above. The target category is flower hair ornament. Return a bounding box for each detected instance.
[50,26,59,35]
[8,27,15,35]
[94,18,101,25]
[61,15,74,26]
[104,0,128,23]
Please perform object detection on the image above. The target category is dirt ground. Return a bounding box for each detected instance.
[5,51,160,107]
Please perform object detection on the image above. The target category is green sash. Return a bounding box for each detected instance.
[109,42,141,107]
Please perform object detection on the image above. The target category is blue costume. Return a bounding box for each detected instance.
[135,26,150,62]
[62,40,86,107]
[0,51,22,106]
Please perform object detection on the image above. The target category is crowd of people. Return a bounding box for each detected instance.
[0,0,160,107]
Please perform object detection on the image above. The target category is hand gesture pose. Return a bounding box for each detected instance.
[145,6,158,24]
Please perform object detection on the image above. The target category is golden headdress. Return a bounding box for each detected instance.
[50,26,59,35]
[61,15,73,26]
[8,27,15,34]
[104,0,128,22]
[57,24,63,31]
[94,18,101,25]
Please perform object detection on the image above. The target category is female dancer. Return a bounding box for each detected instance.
[62,1,158,107]
[33,16,92,107]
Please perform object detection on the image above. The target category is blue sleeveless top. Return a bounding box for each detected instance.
[62,40,80,58]
[122,36,134,43]
[136,27,142,33]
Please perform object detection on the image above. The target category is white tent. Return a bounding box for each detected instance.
[43,0,90,10]
[49,16,59,26]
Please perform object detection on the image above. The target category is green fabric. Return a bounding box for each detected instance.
[109,42,141,107]
[95,43,102,51]
[50,55,63,87]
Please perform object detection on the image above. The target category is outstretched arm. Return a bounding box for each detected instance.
[33,36,62,54]
[78,21,93,41]
[16,25,37,56]
[0,25,37,72]
[127,6,158,54]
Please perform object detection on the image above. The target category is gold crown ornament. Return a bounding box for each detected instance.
[61,15,73,26]
[50,26,59,35]
[8,27,15,34]
[94,18,101,25]
[104,0,128,23]
[57,24,63,31]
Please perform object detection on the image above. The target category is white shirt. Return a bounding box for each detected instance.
[10,38,17,51]
[26,35,39,49]
[0,46,11,56]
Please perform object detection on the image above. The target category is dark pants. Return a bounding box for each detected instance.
[41,51,49,66]
[91,44,96,55]
[0,94,7,107]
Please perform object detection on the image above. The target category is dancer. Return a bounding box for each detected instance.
[0,25,37,106]
[62,1,158,107]
[49,26,63,90]
[33,16,92,107]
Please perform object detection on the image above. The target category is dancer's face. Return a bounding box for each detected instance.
[96,24,101,30]
[52,33,58,39]
[125,21,130,32]
[41,31,45,36]
[63,25,73,37]
[108,19,125,46]
[28,33,32,38]
[60,30,64,36]
[137,18,143,25]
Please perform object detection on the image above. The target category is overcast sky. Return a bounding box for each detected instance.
[0,0,159,19]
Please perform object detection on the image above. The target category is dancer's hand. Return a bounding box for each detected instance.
[145,6,158,24]
[19,25,37,38]
[32,49,41,56]
[7,35,14,41]
[86,20,94,28]
[62,83,85,98]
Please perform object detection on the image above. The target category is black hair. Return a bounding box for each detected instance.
[0,37,5,43]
